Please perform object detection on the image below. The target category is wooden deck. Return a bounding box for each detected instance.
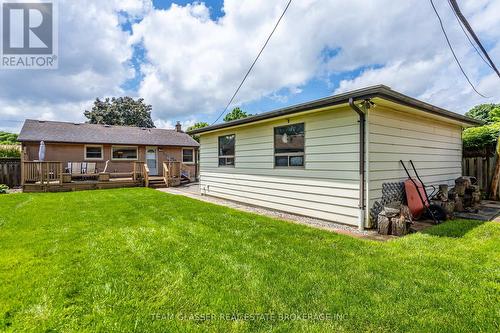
[23,178,143,193]
[21,161,192,193]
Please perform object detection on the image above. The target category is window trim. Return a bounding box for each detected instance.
[218,134,235,167]
[182,148,195,164]
[84,144,103,161]
[273,122,305,169]
[111,145,139,161]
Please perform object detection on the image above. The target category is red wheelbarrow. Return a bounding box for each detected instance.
[400,160,446,224]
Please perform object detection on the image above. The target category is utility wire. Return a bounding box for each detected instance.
[448,0,500,78]
[0,119,24,123]
[447,0,493,70]
[429,0,487,98]
[211,0,292,125]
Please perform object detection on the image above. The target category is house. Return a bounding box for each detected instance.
[18,119,199,191]
[189,85,480,229]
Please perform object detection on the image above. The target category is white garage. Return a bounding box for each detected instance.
[189,85,480,229]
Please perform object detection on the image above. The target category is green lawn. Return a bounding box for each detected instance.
[0,188,499,332]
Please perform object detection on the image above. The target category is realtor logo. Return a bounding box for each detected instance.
[1,0,58,69]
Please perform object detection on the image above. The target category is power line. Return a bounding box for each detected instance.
[429,0,487,98]
[211,0,292,125]
[447,0,493,70]
[0,119,24,123]
[448,0,500,78]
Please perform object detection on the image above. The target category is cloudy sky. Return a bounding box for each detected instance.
[1,0,499,133]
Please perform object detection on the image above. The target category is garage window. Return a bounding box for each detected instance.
[218,134,235,167]
[274,123,305,167]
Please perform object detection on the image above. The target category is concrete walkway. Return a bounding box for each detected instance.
[157,183,393,241]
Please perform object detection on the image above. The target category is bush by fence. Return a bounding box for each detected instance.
[0,145,21,158]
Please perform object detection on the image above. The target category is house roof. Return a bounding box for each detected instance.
[18,119,199,147]
[189,85,481,134]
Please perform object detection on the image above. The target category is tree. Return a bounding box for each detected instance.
[186,122,209,143]
[84,97,155,128]
[223,107,251,122]
[489,107,500,123]
[465,103,500,124]
[0,131,18,144]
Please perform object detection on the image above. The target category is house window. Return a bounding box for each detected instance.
[182,149,194,163]
[218,134,235,167]
[85,145,103,160]
[274,123,305,167]
[112,146,138,160]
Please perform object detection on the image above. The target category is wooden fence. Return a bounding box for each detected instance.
[0,158,21,187]
[462,155,498,197]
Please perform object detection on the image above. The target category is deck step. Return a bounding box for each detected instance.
[147,176,167,188]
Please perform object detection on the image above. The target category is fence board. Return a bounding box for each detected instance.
[463,155,499,197]
[0,158,21,188]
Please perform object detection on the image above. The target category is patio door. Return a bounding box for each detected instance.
[146,147,158,175]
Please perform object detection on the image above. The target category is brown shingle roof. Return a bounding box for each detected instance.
[18,119,199,147]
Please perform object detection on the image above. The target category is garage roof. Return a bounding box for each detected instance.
[189,85,481,134]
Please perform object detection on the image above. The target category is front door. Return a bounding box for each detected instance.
[146,147,158,175]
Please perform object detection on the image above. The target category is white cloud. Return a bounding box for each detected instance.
[0,0,151,131]
[130,0,499,123]
[1,0,499,133]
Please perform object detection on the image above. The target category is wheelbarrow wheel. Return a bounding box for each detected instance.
[426,204,447,224]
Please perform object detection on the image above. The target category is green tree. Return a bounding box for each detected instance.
[489,107,500,123]
[0,131,19,144]
[186,122,209,143]
[84,97,155,128]
[465,103,500,124]
[223,107,251,122]
[462,122,500,150]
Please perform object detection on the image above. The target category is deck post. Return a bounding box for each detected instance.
[20,147,25,187]
[59,162,63,184]
[143,164,149,188]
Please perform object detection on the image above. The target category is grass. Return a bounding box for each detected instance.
[0,188,498,332]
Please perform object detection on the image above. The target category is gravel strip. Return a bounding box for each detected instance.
[157,185,380,238]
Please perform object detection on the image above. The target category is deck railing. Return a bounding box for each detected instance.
[162,161,184,187]
[180,162,191,180]
[162,162,169,187]
[22,161,63,185]
[133,161,145,181]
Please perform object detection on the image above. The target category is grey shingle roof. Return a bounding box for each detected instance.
[18,119,199,147]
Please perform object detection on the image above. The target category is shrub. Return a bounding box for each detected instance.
[0,184,8,194]
[0,147,21,158]
[462,122,500,154]
[0,131,18,144]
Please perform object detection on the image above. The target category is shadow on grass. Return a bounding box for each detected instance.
[421,219,486,238]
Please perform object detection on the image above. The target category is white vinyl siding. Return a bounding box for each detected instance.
[367,106,463,221]
[199,104,464,228]
[199,107,361,226]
